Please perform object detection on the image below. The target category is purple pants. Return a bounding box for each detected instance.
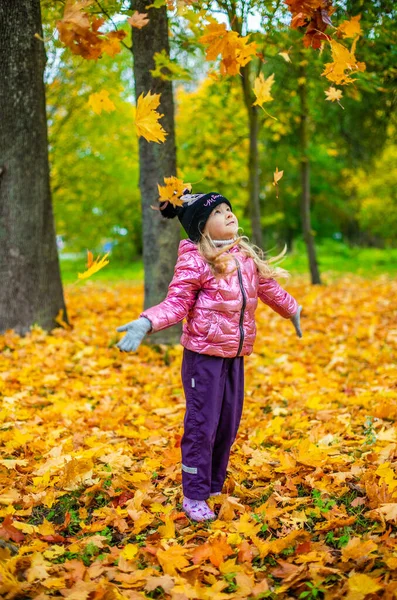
[180,347,245,500]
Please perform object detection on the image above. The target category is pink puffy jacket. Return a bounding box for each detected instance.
[140,239,298,358]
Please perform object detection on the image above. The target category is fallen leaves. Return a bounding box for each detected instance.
[0,274,396,597]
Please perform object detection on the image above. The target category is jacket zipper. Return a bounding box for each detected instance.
[234,258,246,357]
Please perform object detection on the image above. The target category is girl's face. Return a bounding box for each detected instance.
[203,203,238,240]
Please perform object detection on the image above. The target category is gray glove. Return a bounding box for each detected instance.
[116,316,152,352]
[290,305,303,338]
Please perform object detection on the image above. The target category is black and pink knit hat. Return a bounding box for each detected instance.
[160,191,232,243]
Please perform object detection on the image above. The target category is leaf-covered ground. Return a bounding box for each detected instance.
[0,274,396,599]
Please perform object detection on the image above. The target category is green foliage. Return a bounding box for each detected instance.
[299,581,326,599]
[40,0,397,266]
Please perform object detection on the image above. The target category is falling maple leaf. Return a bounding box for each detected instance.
[278,50,292,62]
[77,250,110,280]
[56,0,126,60]
[322,37,366,86]
[337,14,363,39]
[198,21,257,76]
[325,86,343,102]
[127,11,150,29]
[87,90,116,115]
[157,176,192,208]
[285,0,335,49]
[99,30,127,57]
[135,91,167,143]
[272,166,284,198]
[325,86,344,109]
[252,72,275,108]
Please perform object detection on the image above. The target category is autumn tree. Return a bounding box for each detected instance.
[0,0,68,335]
[130,0,182,345]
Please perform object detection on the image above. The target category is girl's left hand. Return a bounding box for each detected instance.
[290,305,303,338]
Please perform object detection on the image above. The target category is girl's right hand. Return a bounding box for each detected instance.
[116,317,152,352]
[290,306,303,338]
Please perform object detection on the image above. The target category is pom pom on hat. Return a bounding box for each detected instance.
[159,187,190,219]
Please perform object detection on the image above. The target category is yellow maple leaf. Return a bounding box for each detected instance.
[232,512,262,538]
[325,86,343,101]
[120,543,140,560]
[87,90,116,115]
[156,545,190,576]
[157,176,192,207]
[293,439,329,467]
[278,50,291,62]
[77,251,110,280]
[346,573,382,600]
[157,516,176,540]
[272,166,284,186]
[322,38,366,86]
[341,537,378,562]
[252,73,275,107]
[127,11,149,29]
[338,14,363,39]
[135,91,167,143]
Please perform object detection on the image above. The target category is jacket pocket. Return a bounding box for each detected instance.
[206,312,219,343]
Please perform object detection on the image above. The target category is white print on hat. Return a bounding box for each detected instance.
[181,194,206,206]
[203,194,222,207]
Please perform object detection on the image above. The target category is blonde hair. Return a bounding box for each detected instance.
[197,227,291,281]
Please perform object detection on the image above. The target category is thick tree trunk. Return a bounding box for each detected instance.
[241,65,263,248]
[0,0,68,335]
[130,0,181,345]
[298,60,322,285]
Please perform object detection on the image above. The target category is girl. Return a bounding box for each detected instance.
[116,191,302,522]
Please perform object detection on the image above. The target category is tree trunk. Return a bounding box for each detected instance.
[240,65,263,249]
[0,0,68,335]
[298,60,322,285]
[130,0,181,346]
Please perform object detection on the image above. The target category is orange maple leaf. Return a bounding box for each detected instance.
[127,11,149,29]
[57,0,126,60]
[199,22,257,76]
